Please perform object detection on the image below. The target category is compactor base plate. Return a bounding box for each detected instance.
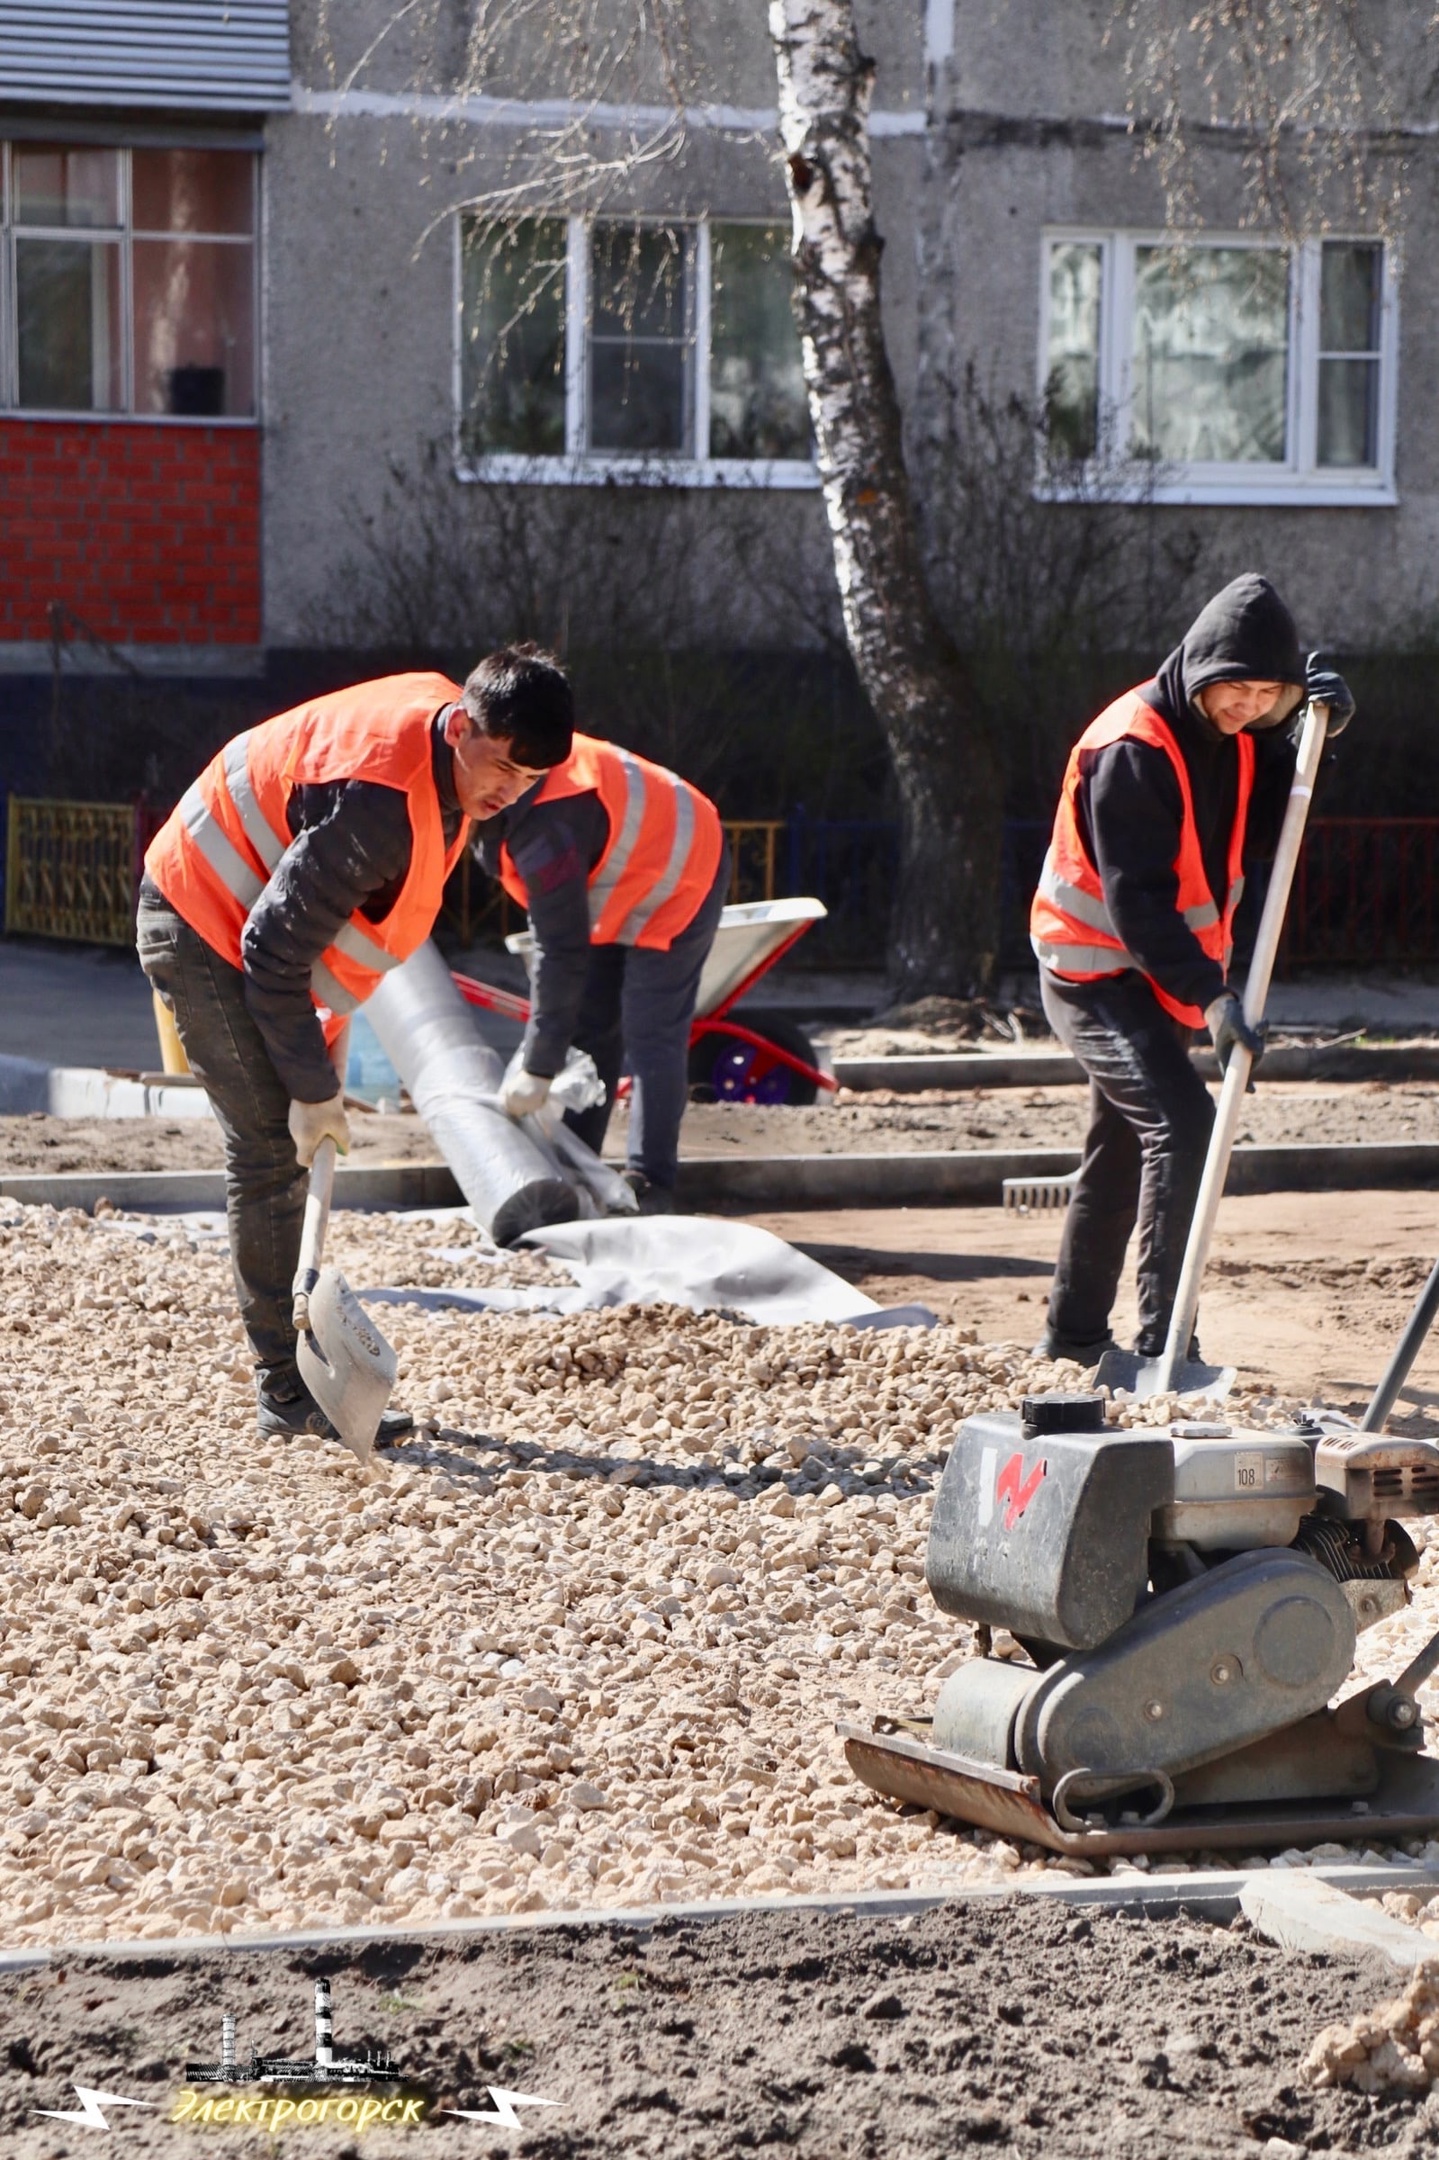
[841,1718,1439,1858]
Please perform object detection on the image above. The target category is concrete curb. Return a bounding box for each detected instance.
[4,1141,1439,1216]
[1,1863,1434,1973]
[683,1143,1439,1207]
[834,1045,1439,1092]
[1240,1869,1434,1970]
[0,1163,466,1213]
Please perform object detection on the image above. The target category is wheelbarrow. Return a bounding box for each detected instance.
[452,898,837,1107]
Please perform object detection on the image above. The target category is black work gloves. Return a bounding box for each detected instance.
[1205,991,1266,1076]
[1305,652,1356,736]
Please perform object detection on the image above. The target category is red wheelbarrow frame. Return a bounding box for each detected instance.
[450,918,838,1097]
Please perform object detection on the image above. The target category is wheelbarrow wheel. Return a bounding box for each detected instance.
[688,1014,821,1107]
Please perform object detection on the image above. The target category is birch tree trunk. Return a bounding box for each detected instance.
[770,0,1002,1000]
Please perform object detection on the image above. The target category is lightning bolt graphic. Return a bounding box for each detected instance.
[443,2086,560,2128]
[35,2087,158,2130]
[995,1449,1047,1530]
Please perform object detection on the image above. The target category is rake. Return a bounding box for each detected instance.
[1002,1167,1080,1214]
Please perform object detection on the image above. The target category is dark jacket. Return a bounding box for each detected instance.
[475,793,611,1077]
[1070,575,1309,1019]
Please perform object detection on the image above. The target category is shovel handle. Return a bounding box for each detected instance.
[1156,700,1330,1390]
[292,1135,337,1334]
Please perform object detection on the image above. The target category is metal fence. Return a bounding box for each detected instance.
[6,794,1439,969]
[1285,819,1439,966]
[770,814,1439,973]
[4,797,148,946]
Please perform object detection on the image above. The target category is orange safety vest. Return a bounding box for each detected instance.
[498,731,723,950]
[145,672,469,1035]
[1029,688,1255,1027]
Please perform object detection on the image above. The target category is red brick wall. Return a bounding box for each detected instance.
[0,419,261,647]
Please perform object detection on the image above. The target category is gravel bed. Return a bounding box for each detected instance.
[1,1198,1436,1956]
[4,1902,1431,2158]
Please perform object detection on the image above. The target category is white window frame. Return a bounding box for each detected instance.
[0,138,259,425]
[1036,227,1399,508]
[454,210,817,489]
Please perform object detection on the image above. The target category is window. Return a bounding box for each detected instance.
[1039,231,1396,504]
[458,213,813,482]
[1,142,257,419]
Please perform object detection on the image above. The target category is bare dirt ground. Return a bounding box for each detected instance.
[0,1113,435,1176]
[2,1902,1428,2160]
[757,1191,1439,1414]
[4,1079,1439,1173]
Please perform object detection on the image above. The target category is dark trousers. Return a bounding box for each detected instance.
[1041,968,1215,1355]
[564,846,729,1189]
[137,891,308,1385]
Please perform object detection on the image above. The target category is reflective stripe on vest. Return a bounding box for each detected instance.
[185,730,409,1006]
[586,748,649,931]
[1036,852,1240,940]
[177,775,264,912]
[612,773,696,945]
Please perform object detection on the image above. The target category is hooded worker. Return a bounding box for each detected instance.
[477,734,729,1214]
[137,648,574,1440]
[1029,573,1355,1366]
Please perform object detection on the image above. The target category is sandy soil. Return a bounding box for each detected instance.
[1,1903,1424,2159]
[0,1113,435,1176]
[759,1192,1439,1414]
[5,1079,1439,1174]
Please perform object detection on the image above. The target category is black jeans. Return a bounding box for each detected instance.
[564,844,729,1189]
[137,891,309,1387]
[1041,968,1215,1355]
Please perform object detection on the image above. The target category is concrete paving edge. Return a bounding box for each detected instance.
[1240,1868,1435,1970]
[2,1863,1436,1972]
[834,1046,1439,1092]
[3,1141,1439,1215]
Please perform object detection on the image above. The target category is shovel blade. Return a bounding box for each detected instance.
[1093,1345,1236,1402]
[296,1266,398,1466]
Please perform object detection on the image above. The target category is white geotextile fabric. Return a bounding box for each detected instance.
[521,1216,880,1324]
[365,1214,935,1330]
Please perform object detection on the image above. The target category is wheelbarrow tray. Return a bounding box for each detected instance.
[506,897,828,1021]
[840,1717,1439,1858]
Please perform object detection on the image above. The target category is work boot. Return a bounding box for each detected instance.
[1033,1327,1114,1368]
[256,1372,414,1446]
[620,1169,676,1217]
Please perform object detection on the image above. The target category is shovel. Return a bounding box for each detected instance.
[291,1135,397,1467]
[1094,697,1332,1402]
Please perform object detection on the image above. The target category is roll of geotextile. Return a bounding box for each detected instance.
[365,940,578,1246]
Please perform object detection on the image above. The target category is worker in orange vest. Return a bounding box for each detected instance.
[479,733,729,1214]
[137,647,574,1439]
[1029,575,1354,1366]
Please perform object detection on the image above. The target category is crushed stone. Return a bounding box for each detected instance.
[0,1198,1431,1952]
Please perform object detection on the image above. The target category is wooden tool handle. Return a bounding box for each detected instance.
[291,1135,337,1334]
[1156,701,1330,1391]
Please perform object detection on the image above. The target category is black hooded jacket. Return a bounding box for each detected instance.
[1066,574,1309,1019]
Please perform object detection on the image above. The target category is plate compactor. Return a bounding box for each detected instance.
[843,1392,1439,1856]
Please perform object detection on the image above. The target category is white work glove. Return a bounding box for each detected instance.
[500,1067,553,1120]
[288,1092,351,1167]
